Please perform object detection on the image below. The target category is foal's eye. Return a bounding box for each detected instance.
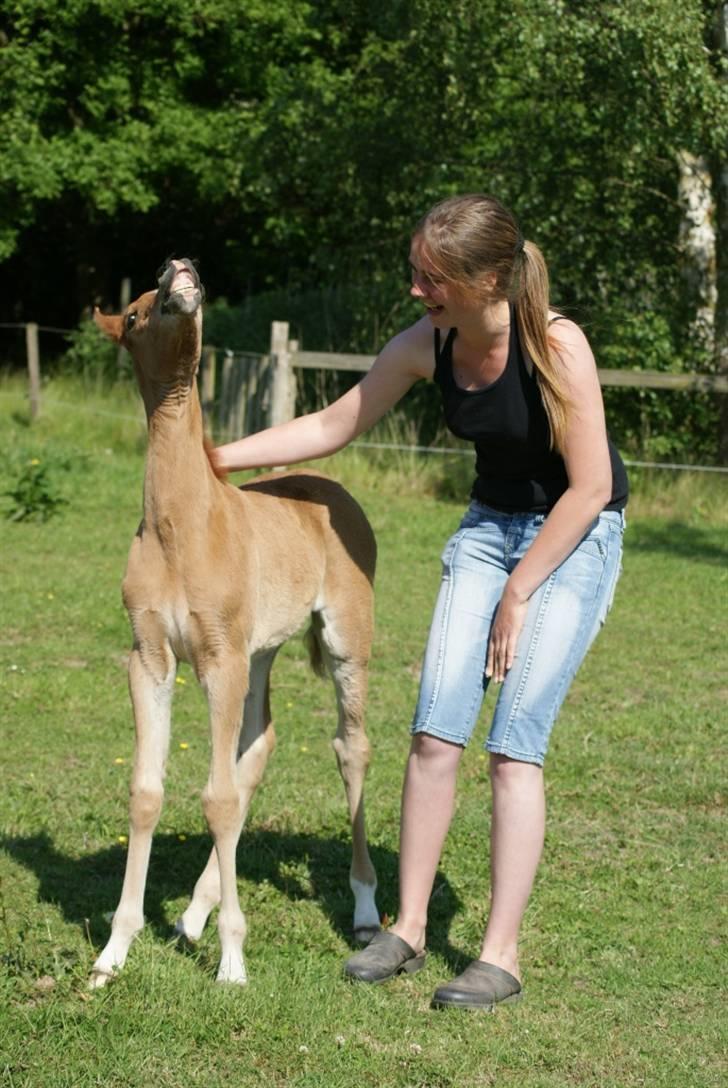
[125,311,138,332]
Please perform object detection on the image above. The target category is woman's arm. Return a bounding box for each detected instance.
[487,319,614,681]
[214,319,434,473]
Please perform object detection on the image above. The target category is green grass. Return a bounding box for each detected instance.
[0,373,726,1087]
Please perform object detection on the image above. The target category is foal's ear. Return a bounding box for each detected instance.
[93,307,124,342]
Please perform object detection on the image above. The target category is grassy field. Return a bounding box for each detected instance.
[1,374,726,1087]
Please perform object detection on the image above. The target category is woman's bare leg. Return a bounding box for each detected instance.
[390,733,464,953]
[478,753,545,980]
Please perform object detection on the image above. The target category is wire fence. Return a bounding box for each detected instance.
[350,440,728,474]
[0,322,73,335]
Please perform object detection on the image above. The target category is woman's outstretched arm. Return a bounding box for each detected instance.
[213,319,434,473]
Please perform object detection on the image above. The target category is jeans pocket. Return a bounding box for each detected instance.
[578,517,612,563]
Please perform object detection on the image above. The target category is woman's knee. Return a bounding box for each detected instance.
[410,732,464,770]
[489,752,543,789]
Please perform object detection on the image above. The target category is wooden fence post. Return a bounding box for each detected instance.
[25,322,41,422]
[287,338,299,422]
[117,277,131,372]
[269,321,296,428]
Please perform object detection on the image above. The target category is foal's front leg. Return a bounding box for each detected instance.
[199,656,251,984]
[90,643,174,988]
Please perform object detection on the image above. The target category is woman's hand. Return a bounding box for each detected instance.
[485,585,529,684]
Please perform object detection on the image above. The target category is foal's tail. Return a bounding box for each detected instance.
[304,615,328,680]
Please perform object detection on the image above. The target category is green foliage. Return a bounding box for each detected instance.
[4,457,69,521]
[2,1,725,283]
[1,0,727,459]
[595,307,721,463]
[204,278,420,358]
[60,317,127,384]
[603,385,719,464]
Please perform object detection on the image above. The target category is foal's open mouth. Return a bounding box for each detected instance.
[158,259,204,316]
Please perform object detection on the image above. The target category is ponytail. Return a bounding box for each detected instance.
[516,241,571,453]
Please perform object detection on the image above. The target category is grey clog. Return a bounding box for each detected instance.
[344,930,426,983]
[431,960,522,1010]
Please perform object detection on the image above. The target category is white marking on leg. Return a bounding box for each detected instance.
[175,846,220,941]
[351,876,380,937]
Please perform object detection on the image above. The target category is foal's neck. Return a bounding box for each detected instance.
[141,377,220,532]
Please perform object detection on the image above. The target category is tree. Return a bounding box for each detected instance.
[1,0,726,459]
[0,0,325,319]
[707,1,728,460]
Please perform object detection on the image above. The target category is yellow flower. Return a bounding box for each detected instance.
[46,593,54,600]
[175,677,187,686]
[29,458,40,466]
[117,835,128,845]
[177,834,187,842]
[179,742,189,750]
[286,701,294,709]
[114,757,125,765]
[300,746,309,753]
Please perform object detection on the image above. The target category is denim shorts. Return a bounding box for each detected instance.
[410,501,625,765]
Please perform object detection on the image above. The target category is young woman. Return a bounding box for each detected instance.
[214,194,628,1010]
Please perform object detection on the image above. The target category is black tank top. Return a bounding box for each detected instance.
[433,306,629,513]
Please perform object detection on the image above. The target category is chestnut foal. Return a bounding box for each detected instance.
[90,260,379,987]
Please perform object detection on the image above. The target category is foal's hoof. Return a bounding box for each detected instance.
[174,909,208,944]
[173,918,200,948]
[216,952,248,985]
[88,968,114,990]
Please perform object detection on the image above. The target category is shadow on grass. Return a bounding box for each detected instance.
[1,828,467,974]
[626,520,728,566]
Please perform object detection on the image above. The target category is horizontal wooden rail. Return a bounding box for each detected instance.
[247,345,728,393]
[292,349,728,392]
[294,350,377,372]
[595,369,728,393]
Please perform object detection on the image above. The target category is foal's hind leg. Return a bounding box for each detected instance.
[315,609,380,943]
[175,651,277,970]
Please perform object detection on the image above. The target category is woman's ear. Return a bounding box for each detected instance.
[478,271,499,297]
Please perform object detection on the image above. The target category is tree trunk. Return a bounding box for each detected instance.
[712,3,728,462]
[677,151,716,351]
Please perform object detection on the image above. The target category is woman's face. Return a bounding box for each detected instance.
[408,238,479,326]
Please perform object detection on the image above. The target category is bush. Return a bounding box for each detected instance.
[59,319,129,385]
[4,458,68,522]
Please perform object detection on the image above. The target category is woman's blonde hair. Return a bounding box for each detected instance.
[414,193,571,451]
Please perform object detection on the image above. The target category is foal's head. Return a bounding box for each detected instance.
[94,259,204,386]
